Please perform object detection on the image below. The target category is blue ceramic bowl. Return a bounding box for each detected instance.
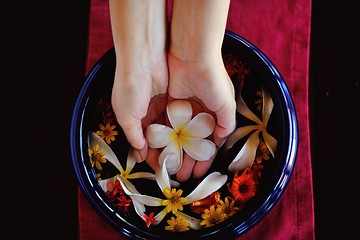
[70,30,298,240]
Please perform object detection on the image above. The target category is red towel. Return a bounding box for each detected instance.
[78,0,314,239]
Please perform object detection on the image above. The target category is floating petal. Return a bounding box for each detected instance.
[155,154,172,191]
[262,129,277,157]
[228,130,260,172]
[185,172,227,204]
[236,95,262,125]
[118,177,163,207]
[153,208,168,225]
[98,176,117,192]
[261,87,274,126]
[125,148,138,171]
[224,125,259,150]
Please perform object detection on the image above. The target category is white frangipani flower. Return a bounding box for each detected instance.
[225,87,277,172]
[118,155,228,228]
[146,100,216,175]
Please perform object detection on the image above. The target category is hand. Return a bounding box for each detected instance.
[167,52,236,181]
[111,58,168,161]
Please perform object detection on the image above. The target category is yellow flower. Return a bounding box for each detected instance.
[217,197,239,217]
[96,122,118,144]
[119,156,227,229]
[165,216,190,232]
[88,144,106,170]
[200,205,227,228]
[162,188,187,214]
[89,132,162,195]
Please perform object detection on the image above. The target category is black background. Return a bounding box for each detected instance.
[2,1,359,239]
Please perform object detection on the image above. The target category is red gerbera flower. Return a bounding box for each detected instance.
[228,168,257,203]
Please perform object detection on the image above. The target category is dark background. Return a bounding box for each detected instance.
[2,1,359,239]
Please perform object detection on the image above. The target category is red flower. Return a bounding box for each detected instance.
[228,168,257,203]
[116,195,132,214]
[107,179,124,196]
[142,212,158,228]
[190,191,221,214]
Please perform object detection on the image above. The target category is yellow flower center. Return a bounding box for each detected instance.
[120,171,129,180]
[171,126,190,147]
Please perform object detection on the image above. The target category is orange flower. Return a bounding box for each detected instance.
[200,205,227,228]
[255,138,271,164]
[88,144,106,170]
[228,168,256,203]
[217,197,239,217]
[190,191,221,214]
[165,216,190,232]
[96,122,118,144]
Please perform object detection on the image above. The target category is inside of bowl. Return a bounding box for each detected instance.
[73,31,297,239]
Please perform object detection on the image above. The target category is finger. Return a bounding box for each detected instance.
[138,141,148,161]
[176,153,195,182]
[120,118,147,158]
[213,100,236,147]
[145,148,160,172]
[193,150,217,179]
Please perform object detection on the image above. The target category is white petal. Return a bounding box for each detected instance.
[125,148,138,172]
[262,129,277,157]
[132,198,147,218]
[146,124,173,148]
[158,144,183,175]
[182,138,216,161]
[228,130,260,172]
[127,172,156,180]
[153,208,168,225]
[121,177,140,194]
[184,112,215,138]
[118,177,163,206]
[117,177,146,217]
[156,154,173,191]
[261,87,274,126]
[224,125,259,150]
[167,100,192,130]
[170,179,181,188]
[98,176,117,192]
[175,212,202,230]
[185,172,227,204]
[236,95,262,125]
[88,132,123,172]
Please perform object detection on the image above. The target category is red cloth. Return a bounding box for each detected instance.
[78,0,314,239]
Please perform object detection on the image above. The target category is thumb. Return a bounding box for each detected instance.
[213,100,236,147]
[121,119,147,160]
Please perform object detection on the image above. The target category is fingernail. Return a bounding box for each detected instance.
[133,150,143,163]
